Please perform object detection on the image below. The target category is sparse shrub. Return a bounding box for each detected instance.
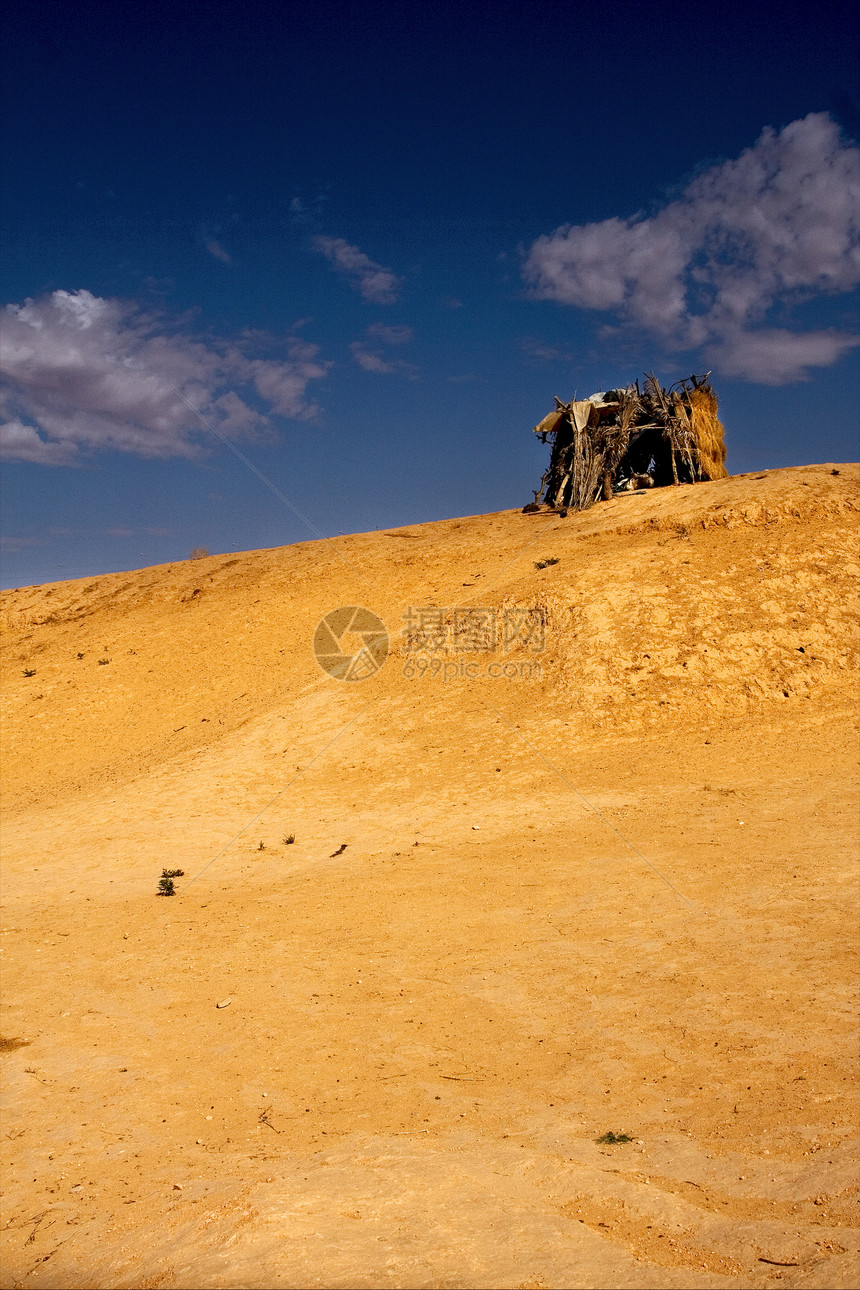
[283,834,295,845]
[189,546,210,560]
[534,557,559,570]
[77,653,84,660]
[158,868,184,896]
[23,669,36,677]
[596,1131,633,1144]
[257,841,266,851]
[98,658,110,666]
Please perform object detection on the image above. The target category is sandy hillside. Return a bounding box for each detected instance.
[1,463,858,1289]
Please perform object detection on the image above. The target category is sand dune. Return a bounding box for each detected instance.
[1,464,858,1288]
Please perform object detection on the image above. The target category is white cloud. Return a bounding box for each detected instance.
[366,322,413,344]
[206,239,232,265]
[350,343,396,373]
[707,327,860,384]
[313,236,403,304]
[0,534,43,554]
[523,113,860,383]
[349,323,417,376]
[0,420,78,465]
[520,336,574,362]
[0,290,329,465]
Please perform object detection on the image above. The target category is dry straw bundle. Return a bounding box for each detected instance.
[687,386,728,480]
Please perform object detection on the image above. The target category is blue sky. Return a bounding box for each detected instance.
[2,0,858,588]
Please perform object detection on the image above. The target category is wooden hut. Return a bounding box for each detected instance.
[528,373,728,513]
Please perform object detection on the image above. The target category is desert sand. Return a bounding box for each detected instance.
[1,463,858,1289]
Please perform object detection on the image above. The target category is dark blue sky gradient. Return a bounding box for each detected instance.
[2,0,858,587]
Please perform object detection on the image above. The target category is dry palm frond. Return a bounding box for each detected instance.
[615,388,641,458]
[667,392,698,480]
[643,374,686,481]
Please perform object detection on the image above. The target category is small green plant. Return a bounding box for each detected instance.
[596,1131,633,1144]
[283,834,295,845]
[534,557,559,570]
[23,669,36,677]
[157,868,184,896]
[77,652,84,660]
